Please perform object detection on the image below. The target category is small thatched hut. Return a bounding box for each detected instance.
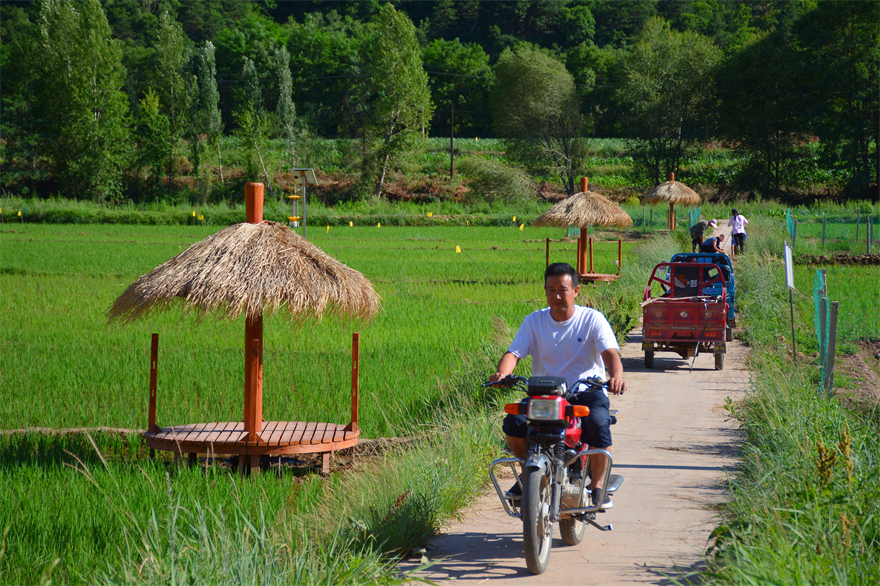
[108,183,380,474]
[640,173,701,230]
[533,177,633,280]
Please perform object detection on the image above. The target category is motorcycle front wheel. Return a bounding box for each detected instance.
[522,467,552,574]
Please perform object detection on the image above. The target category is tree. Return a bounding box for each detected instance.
[715,31,810,195]
[135,87,172,199]
[154,10,190,190]
[234,57,273,191]
[422,38,494,138]
[283,10,366,137]
[795,1,879,198]
[364,4,434,198]
[615,17,721,184]
[187,40,223,202]
[33,0,131,201]
[490,43,584,195]
[274,46,298,167]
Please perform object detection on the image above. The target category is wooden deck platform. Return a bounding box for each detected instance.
[145,420,359,458]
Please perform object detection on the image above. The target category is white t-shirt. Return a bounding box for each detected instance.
[508,306,620,389]
[728,215,748,235]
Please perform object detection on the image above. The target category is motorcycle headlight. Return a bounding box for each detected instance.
[528,398,563,421]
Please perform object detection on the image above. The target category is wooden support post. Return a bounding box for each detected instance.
[545,238,550,269]
[148,333,160,433]
[345,332,360,432]
[188,452,197,467]
[243,182,265,447]
[321,452,331,475]
[617,239,622,275]
[589,237,594,273]
[244,325,263,443]
[578,230,587,275]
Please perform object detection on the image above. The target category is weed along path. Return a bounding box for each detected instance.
[402,323,750,584]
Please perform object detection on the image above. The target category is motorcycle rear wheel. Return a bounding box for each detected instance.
[559,514,586,545]
[522,467,552,574]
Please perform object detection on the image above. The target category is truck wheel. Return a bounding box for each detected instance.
[715,352,725,370]
[726,326,733,342]
[645,349,654,369]
[522,467,552,574]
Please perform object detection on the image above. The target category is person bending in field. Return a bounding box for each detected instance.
[689,219,717,253]
[701,233,726,254]
[488,262,626,510]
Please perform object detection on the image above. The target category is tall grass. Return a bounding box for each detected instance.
[701,227,880,584]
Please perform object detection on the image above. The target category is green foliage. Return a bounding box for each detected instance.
[421,38,494,138]
[134,88,173,199]
[794,2,880,198]
[490,43,585,195]
[710,251,880,584]
[616,17,722,185]
[364,4,434,198]
[274,45,297,167]
[455,155,536,204]
[33,0,132,202]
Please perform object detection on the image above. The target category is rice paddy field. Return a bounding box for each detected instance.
[0,222,637,583]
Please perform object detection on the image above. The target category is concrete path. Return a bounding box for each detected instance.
[403,222,748,585]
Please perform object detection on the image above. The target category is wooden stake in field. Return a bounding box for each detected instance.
[108,182,381,475]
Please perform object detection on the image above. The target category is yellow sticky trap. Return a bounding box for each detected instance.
[349,221,353,227]
[428,212,433,217]
[18,211,22,217]
[192,211,196,217]
[326,225,330,232]
[378,222,381,228]
[455,245,461,253]
[466,221,469,226]
[519,224,524,231]
[198,215,204,221]
[513,216,516,222]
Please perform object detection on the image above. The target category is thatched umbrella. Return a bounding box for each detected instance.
[640,172,701,230]
[533,177,633,275]
[108,183,380,450]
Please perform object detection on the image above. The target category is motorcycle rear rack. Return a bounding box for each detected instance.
[489,448,620,530]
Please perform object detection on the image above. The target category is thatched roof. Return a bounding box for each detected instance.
[533,190,633,229]
[640,180,701,205]
[108,221,381,325]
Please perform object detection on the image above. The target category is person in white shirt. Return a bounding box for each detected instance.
[489,262,626,509]
[728,209,749,254]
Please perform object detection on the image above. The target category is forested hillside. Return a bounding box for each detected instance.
[1,0,877,203]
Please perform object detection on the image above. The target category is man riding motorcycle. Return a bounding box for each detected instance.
[489,262,626,509]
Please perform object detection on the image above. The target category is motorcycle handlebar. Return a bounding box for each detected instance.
[481,374,529,388]
[481,375,608,394]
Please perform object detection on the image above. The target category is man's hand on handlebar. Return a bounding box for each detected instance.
[607,375,626,395]
[488,371,510,384]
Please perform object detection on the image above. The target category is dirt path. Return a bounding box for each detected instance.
[402,224,749,585]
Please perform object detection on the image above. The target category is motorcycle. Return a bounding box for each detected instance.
[484,375,623,575]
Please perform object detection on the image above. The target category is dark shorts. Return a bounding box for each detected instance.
[502,389,612,448]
